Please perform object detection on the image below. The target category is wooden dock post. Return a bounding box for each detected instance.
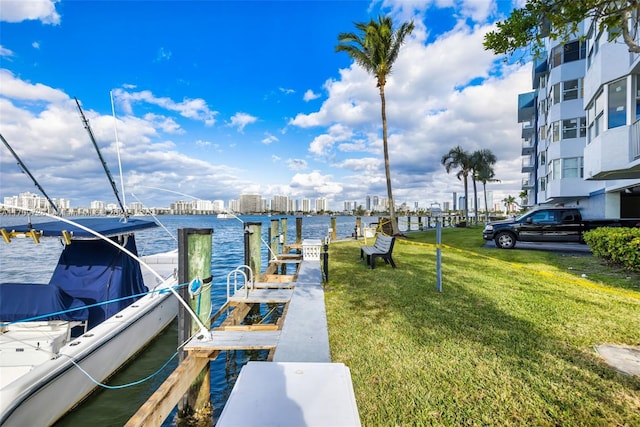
[244,221,262,281]
[296,217,302,245]
[330,217,337,241]
[269,219,281,273]
[355,217,361,239]
[281,217,288,247]
[177,227,213,424]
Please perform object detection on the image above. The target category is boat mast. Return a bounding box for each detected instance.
[74,97,128,218]
[110,90,127,210]
[0,133,60,215]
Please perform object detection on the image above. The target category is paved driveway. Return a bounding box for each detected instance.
[483,240,592,255]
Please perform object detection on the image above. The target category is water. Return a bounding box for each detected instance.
[0,214,364,426]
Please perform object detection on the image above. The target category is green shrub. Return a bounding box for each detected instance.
[583,227,640,271]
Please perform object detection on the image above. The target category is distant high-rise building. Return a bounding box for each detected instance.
[315,198,327,212]
[239,194,262,214]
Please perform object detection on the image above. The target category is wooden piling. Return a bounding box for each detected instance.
[244,222,262,281]
[355,217,362,239]
[296,217,302,244]
[177,227,213,423]
[330,217,337,241]
[281,217,288,247]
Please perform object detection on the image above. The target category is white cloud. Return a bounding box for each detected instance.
[293,13,530,204]
[0,69,68,102]
[142,113,184,134]
[279,87,295,95]
[32,41,40,49]
[113,88,217,126]
[286,159,308,171]
[262,132,279,144]
[0,0,61,24]
[290,171,343,197]
[0,45,14,56]
[229,112,258,132]
[303,89,321,101]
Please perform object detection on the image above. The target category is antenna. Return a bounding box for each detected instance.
[74,97,128,219]
[0,133,60,215]
[110,91,127,210]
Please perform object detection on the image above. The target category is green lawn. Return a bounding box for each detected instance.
[325,227,640,426]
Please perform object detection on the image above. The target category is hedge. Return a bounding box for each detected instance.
[583,227,640,272]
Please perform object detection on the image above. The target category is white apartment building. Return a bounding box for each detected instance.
[519,20,640,218]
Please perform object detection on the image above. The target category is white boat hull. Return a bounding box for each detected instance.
[0,253,179,426]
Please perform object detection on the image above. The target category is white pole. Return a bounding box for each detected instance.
[110,90,127,210]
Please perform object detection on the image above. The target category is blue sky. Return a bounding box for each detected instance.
[0,0,530,211]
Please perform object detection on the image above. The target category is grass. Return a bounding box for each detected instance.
[324,227,640,426]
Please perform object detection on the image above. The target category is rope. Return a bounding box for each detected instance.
[59,351,179,389]
[1,281,190,327]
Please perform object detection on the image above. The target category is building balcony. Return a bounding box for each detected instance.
[521,121,534,139]
[517,92,536,123]
[584,122,640,180]
[521,138,535,155]
[521,157,534,173]
[522,178,534,190]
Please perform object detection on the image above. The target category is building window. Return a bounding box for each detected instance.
[608,77,627,128]
[588,89,604,142]
[551,40,586,68]
[550,159,561,180]
[552,83,561,104]
[551,121,560,142]
[563,79,579,100]
[539,176,546,191]
[563,157,584,178]
[539,125,546,140]
[580,117,586,137]
[539,151,546,166]
[562,118,578,139]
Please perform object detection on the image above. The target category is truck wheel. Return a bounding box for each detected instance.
[495,232,516,249]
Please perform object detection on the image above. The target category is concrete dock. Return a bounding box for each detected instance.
[127,253,360,427]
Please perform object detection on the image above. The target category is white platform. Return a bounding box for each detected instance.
[216,362,361,427]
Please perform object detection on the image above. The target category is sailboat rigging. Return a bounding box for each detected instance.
[0,132,60,215]
[74,97,128,218]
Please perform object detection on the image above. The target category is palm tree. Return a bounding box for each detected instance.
[518,190,529,208]
[441,145,473,220]
[471,149,498,223]
[502,195,517,214]
[336,16,414,236]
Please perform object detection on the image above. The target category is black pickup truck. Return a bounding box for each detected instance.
[482,207,640,249]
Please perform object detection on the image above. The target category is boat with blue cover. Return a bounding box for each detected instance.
[0,217,179,426]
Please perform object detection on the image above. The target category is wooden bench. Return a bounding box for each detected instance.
[360,234,396,269]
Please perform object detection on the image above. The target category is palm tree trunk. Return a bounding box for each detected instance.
[463,174,469,221]
[472,176,478,223]
[483,182,489,223]
[380,86,400,235]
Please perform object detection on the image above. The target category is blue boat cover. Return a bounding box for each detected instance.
[0,234,148,327]
[7,217,157,239]
[48,235,147,327]
[0,283,89,322]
